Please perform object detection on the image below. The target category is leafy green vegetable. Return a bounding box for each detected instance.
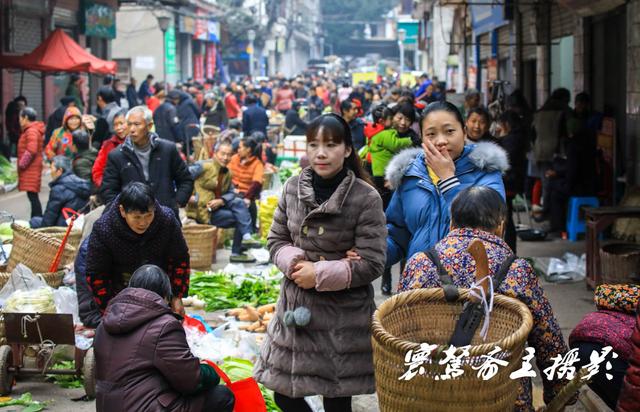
[219,357,281,412]
[189,270,281,311]
[278,163,302,184]
[0,156,16,185]
[0,393,46,409]
[46,361,84,388]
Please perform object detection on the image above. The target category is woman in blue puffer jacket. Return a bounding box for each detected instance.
[384,101,509,270]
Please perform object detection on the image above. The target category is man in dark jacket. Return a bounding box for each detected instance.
[153,97,179,142]
[92,86,120,149]
[45,96,75,144]
[341,98,366,150]
[126,78,139,108]
[137,74,154,103]
[242,95,269,136]
[100,106,193,218]
[168,90,200,146]
[30,155,91,228]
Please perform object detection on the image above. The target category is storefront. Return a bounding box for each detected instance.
[192,9,220,83]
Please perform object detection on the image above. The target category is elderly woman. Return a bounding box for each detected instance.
[399,186,572,412]
[94,264,234,412]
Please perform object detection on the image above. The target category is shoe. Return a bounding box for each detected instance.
[381,270,392,296]
[230,253,256,263]
[241,238,263,249]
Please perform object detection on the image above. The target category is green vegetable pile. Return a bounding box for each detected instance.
[189,268,281,311]
[278,163,302,184]
[46,360,84,388]
[0,155,17,186]
[219,357,280,412]
[0,393,46,411]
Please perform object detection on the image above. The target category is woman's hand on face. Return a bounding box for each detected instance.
[291,261,317,289]
[422,139,455,180]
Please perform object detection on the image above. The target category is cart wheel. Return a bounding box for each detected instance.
[82,348,96,399]
[0,345,14,395]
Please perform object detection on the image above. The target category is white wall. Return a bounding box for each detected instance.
[431,4,454,81]
[112,5,165,84]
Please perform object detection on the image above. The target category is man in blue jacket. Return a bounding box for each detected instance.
[242,95,269,137]
[30,156,91,228]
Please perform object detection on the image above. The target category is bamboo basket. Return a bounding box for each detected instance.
[7,224,76,273]
[371,288,534,412]
[0,270,65,289]
[600,243,640,284]
[182,224,217,270]
[34,227,82,256]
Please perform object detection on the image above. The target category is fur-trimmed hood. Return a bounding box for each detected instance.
[385,141,509,189]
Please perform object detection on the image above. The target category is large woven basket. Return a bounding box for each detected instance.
[34,227,82,255]
[0,270,65,289]
[7,224,76,273]
[182,224,217,270]
[600,243,640,284]
[372,288,533,412]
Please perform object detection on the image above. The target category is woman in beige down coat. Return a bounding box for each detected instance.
[254,114,386,412]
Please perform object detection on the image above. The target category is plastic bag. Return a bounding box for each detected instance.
[258,194,279,239]
[54,286,79,324]
[249,248,270,265]
[0,264,47,307]
[546,253,586,283]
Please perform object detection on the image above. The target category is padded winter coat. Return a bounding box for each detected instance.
[254,168,386,398]
[37,171,91,227]
[100,133,193,215]
[17,121,45,193]
[384,142,508,267]
[94,288,215,412]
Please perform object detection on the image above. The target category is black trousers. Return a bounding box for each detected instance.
[27,191,42,218]
[274,392,352,412]
[201,384,235,412]
[573,341,629,410]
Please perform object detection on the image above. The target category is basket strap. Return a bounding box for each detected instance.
[425,248,459,303]
[449,254,517,347]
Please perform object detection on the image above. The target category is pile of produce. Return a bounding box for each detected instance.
[188,268,281,312]
[258,195,279,239]
[46,361,83,388]
[0,393,45,411]
[277,162,302,184]
[228,303,275,333]
[0,156,16,186]
[4,287,56,313]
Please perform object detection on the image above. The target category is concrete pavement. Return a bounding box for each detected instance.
[0,182,609,411]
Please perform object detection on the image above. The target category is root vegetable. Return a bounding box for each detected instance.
[247,321,262,332]
[227,308,244,317]
[243,305,260,322]
[238,313,253,322]
[255,326,266,333]
[262,312,274,321]
[257,303,276,314]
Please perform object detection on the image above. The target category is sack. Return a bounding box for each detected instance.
[206,360,266,412]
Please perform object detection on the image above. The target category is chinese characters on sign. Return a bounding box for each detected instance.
[399,344,618,382]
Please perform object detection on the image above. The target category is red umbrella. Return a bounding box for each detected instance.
[0,29,116,74]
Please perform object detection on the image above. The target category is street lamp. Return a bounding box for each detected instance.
[397,28,406,78]
[247,29,256,79]
[157,16,171,84]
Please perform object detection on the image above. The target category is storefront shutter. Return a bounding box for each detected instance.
[12,16,43,118]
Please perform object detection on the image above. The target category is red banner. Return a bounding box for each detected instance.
[206,43,216,79]
[193,54,204,83]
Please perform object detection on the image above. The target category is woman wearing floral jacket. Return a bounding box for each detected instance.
[400,186,573,412]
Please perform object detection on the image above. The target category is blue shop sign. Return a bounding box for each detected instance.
[82,1,116,39]
[471,4,507,35]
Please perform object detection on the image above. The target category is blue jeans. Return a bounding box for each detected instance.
[209,198,253,254]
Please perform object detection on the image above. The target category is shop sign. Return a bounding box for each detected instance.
[82,2,116,39]
[467,66,477,89]
[206,43,216,79]
[165,26,177,75]
[179,16,195,34]
[486,58,498,81]
[193,54,204,83]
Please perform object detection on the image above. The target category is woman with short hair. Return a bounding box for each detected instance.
[400,186,573,411]
[94,264,234,412]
